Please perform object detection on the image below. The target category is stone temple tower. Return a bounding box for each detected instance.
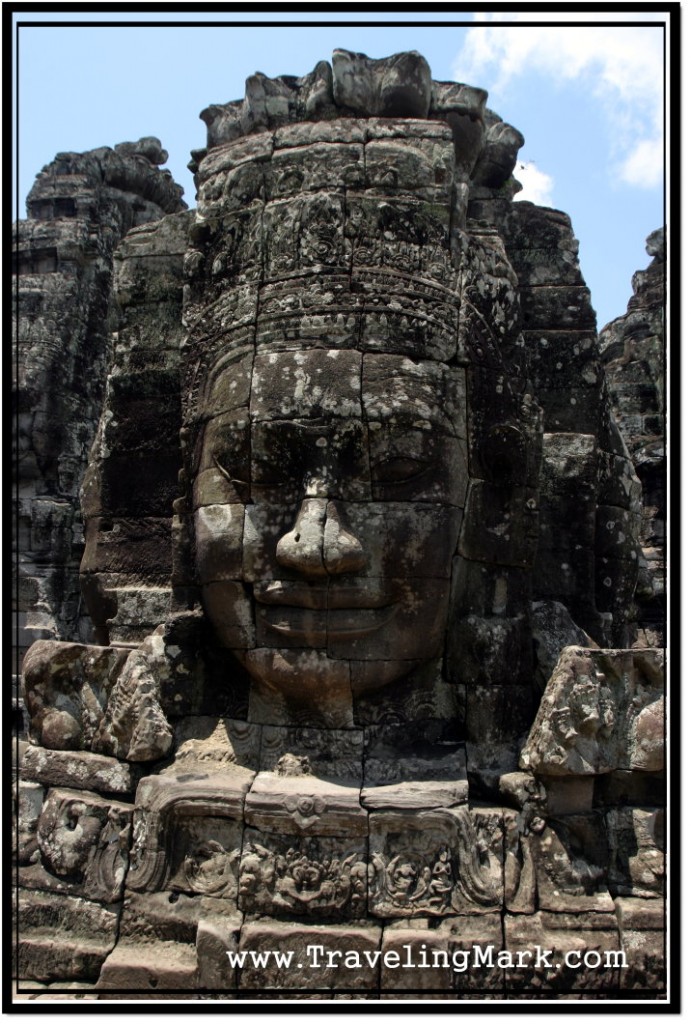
[13,51,665,1000]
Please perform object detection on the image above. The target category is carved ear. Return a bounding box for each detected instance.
[460,481,539,570]
[480,424,528,487]
[460,424,539,572]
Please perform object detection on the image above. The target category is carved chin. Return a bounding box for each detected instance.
[237,646,429,700]
[239,648,350,700]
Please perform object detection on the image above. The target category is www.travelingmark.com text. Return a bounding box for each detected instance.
[225,943,627,973]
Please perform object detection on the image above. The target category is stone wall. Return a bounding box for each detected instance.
[79,210,192,646]
[13,139,187,668]
[599,228,666,646]
[465,193,641,649]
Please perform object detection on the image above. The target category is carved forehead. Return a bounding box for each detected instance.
[362,354,466,435]
[198,345,466,431]
[250,349,363,422]
[198,345,254,419]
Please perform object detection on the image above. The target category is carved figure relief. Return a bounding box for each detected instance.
[369,808,503,917]
[239,834,367,918]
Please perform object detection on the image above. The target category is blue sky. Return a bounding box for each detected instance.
[12,9,669,330]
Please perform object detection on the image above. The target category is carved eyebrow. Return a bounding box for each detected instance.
[254,419,361,436]
[370,455,433,483]
[365,411,459,435]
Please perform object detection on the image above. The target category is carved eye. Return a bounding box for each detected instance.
[212,456,252,501]
[213,455,246,485]
[371,456,428,485]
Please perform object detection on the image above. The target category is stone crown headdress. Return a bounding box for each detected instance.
[181,51,528,428]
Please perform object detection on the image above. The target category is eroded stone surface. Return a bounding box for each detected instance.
[197,914,243,990]
[97,941,199,991]
[17,890,120,981]
[504,911,622,992]
[237,921,382,991]
[530,814,614,913]
[520,647,664,776]
[606,807,664,897]
[19,745,141,795]
[22,638,172,762]
[21,787,133,903]
[167,716,262,774]
[15,780,44,866]
[532,600,599,692]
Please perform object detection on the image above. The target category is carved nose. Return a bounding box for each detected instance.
[276,499,367,577]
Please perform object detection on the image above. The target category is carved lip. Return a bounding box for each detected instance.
[259,604,398,640]
[253,581,327,609]
[253,581,398,638]
[253,580,394,610]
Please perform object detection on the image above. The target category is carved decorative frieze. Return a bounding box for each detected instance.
[239,830,367,918]
[369,807,503,917]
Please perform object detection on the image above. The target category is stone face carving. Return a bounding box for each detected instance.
[13,49,666,1000]
[175,101,546,747]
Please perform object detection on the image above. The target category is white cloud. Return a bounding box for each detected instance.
[618,137,664,189]
[454,13,664,189]
[514,161,554,206]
